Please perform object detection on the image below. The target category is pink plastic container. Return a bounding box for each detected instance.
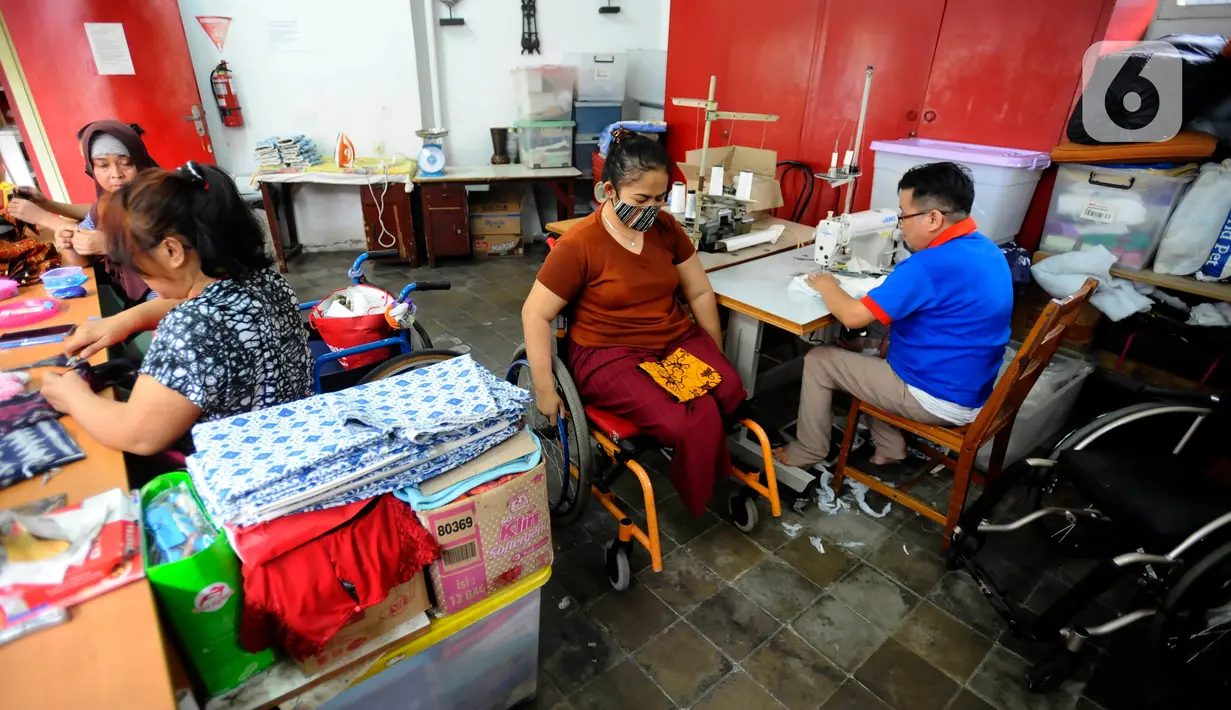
[0,278,17,302]
[0,298,60,329]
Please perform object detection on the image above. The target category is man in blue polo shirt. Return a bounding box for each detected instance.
[777,162,1012,468]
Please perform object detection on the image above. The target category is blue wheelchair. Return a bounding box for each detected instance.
[299,250,459,393]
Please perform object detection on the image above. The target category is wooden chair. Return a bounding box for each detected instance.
[831,278,1099,549]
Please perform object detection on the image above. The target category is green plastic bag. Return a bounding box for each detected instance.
[141,472,274,695]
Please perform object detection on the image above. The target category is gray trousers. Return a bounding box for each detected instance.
[785,346,948,465]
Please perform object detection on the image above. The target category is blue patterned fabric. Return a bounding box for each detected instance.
[0,419,86,489]
[188,355,529,525]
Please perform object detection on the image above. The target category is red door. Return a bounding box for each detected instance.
[0,0,214,202]
[915,0,1110,152]
[795,0,948,221]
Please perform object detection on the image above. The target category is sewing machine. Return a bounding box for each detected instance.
[812,208,900,272]
[694,194,754,252]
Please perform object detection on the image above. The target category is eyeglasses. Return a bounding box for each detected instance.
[898,209,951,221]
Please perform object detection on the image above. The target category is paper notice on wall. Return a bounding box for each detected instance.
[197,16,232,52]
[84,23,135,75]
[265,18,306,52]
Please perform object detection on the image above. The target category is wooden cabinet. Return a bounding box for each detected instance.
[359,184,418,267]
[420,184,470,267]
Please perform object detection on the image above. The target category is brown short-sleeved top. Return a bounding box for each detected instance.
[536,209,696,350]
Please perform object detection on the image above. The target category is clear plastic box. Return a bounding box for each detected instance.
[565,53,628,101]
[317,568,549,710]
[515,120,575,169]
[1040,163,1196,271]
[870,138,1051,245]
[512,65,576,122]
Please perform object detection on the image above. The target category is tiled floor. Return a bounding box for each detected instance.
[284,249,1128,710]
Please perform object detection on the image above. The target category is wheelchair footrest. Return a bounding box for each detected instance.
[961,560,1036,639]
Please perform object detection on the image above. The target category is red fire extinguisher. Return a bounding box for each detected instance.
[210,60,244,128]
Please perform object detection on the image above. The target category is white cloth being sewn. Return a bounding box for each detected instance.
[908,386,980,425]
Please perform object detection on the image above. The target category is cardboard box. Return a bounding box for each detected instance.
[470,188,526,236]
[473,235,525,258]
[679,145,784,212]
[418,459,552,616]
[294,572,432,675]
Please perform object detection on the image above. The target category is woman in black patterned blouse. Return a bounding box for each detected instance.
[41,162,312,454]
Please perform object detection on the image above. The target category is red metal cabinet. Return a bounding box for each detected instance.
[664,0,1129,228]
[664,0,825,170]
[795,0,948,220]
[916,0,1111,152]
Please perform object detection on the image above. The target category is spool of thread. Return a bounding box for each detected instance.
[735,171,755,201]
[668,181,687,213]
[709,165,725,196]
[685,190,697,219]
[830,151,839,174]
[842,150,854,169]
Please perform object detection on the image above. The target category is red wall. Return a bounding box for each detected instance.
[664,0,1160,246]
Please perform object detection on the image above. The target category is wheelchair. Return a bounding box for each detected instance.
[946,382,1231,696]
[299,250,461,393]
[505,246,782,591]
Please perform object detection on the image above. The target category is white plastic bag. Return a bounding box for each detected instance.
[1155,160,1231,275]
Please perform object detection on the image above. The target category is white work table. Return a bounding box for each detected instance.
[412,164,581,183]
[709,245,838,493]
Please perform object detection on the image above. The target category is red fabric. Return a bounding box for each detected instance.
[568,324,745,516]
[239,496,439,658]
[227,499,370,567]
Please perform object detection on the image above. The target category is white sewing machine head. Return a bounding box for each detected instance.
[813,208,900,271]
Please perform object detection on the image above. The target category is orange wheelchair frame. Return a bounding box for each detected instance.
[507,236,781,590]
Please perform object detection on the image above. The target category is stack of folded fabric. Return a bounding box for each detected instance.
[189,355,529,526]
[253,135,323,170]
[253,138,281,168]
[187,355,531,662]
[275,135,322,169]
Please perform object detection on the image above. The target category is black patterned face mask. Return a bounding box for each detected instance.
[611,198,661,232]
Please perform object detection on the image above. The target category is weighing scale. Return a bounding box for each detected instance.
[416,128,449,178]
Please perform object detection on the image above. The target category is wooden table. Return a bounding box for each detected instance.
[0,275,176,710]
[545,214,816,273]
[254,169,418,273]
[413,165,581,268]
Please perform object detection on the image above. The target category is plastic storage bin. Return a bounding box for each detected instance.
[40,266,86,290]
[1039,163,1196,271]
[869,138,1051,245]
[516,120,575,169]
[565,53,628,101]
[319,567,550,710]
[975,346,1094,471]
[513,66,576,122]
[574,101,622,137]
[575,139,598,178]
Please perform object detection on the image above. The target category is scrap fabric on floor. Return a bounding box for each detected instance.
[188,354,529,525]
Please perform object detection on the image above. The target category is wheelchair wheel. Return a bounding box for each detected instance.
[1151,539,1231,691]
[357,350,459,384]
[728,490,762,534]
[507,347,594,525]
[411,320,433,350]
[1029,403,1209,555]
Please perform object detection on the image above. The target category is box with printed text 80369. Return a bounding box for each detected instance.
[418,460,552,616]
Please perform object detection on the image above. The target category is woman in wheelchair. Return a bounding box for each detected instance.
[521,129,745,516]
